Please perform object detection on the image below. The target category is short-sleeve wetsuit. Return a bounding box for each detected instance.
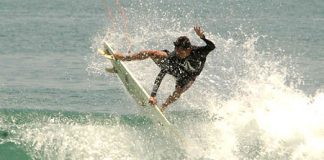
[150,36,215,97]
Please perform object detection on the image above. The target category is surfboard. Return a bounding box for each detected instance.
[98,41,172,127]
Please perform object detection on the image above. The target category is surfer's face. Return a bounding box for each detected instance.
[175,47,191,59]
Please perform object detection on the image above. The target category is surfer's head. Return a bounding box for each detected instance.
[174,36,191,49]
[174,36,192,58]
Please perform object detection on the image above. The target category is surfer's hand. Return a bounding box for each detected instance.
[194,26,205,39]
[149,96,157,105]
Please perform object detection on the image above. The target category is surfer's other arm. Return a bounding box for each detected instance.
[149,70,167,105]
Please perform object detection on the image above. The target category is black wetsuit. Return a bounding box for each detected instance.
[150,36,215,97]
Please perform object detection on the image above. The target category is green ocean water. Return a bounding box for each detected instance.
[0,0,323,159]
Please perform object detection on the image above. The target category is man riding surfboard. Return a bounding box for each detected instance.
[112,26,215,112]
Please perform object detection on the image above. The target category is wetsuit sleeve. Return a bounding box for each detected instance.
[200,36,216,56]
[150,70,167,97]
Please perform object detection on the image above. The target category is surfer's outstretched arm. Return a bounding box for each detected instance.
[194,26,216,53]
[114,50,168,61]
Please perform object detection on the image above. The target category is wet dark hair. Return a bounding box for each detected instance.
[173,36,191,49]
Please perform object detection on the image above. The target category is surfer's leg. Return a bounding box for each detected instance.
[160,79,195,112]
[114,50,167,61]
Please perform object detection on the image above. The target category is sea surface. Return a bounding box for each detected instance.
[0,0,324,159]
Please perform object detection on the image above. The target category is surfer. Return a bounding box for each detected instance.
[113,26,215,112]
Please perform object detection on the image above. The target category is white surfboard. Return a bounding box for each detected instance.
[98,41,172,127]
